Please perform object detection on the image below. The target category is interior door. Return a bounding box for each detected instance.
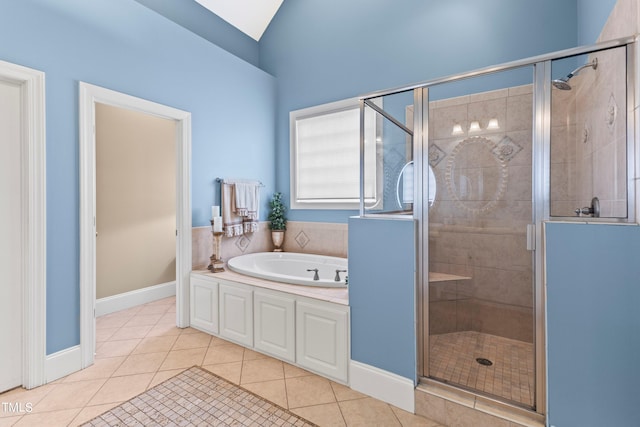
[0,78,23,392]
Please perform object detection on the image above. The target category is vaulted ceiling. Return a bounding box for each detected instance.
[194,0,284,41]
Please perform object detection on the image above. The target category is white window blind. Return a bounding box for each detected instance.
[291,100,378,209]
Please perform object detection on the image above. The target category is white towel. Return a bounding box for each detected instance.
[221,180,260,237]
[234,181,260,234]
[234,182,259,220]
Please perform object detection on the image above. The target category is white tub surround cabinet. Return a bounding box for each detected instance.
[190,272,350,384]
[254,290,295,362]
[190,277,219,334]
[296,300,348,382]
[219,283,253,347]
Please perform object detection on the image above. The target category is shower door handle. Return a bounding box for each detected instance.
[526,224,535,251]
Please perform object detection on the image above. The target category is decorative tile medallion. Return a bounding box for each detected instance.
[491,136,522,162]
[582,122,591,144]
[235,235,251,252]
[429,144,446,167]
[384,148,407,201]
[445,136,508,215]
[295,230,310,248]
[606,92,618,131]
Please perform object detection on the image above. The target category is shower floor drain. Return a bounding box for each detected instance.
[475,357,493,366]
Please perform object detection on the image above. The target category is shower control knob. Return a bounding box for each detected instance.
[575,207,592,216]
[574,197,600,217]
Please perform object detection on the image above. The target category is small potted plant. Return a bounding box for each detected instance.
[268,192,287,252]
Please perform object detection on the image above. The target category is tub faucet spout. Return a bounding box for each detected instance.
[334,269,347,282]
[306,268,319,281]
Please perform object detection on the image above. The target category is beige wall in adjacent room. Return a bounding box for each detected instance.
[96,103,176,299]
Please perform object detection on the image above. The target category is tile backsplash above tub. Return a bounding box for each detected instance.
[282,221,348,258]
[192,221,272,269]
[192,221,348,269]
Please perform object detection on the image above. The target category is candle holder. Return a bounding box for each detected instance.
[208,221,225,273]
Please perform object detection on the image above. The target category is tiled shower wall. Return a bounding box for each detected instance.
[598,0,639,45]
[192,221,348,269]
[551,0,637,219]
[549,86,578,215]
[550,46,628,218]
[576,47,627,218]
[428,84,534,343]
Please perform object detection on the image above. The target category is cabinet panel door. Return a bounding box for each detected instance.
[190,276,218,334]
[254,291,295,362]
[296,301,348,383]
[219,283,253,347]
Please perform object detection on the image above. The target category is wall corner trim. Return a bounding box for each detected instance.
[96,281,177,317]
[0,59,47,389]
[45,345,81,383]
[349,360,415,413]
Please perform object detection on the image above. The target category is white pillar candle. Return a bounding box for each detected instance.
[213,216,223,232]
[211,205,220,219]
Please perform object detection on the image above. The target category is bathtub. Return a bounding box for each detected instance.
[227,252,348,288]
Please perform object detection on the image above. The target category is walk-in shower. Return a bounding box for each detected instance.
[358,36,636,417]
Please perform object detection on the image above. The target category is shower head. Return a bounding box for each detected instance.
[551,77,572,90]
[552,58,598,90]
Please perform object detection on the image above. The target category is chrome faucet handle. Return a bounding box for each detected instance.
[334,269,347,282]
[306,268,319,281]
[574,197,600,218]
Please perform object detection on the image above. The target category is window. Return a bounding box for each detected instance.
[290,98,379,209]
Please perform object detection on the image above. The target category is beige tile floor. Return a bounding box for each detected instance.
[0,297,442,427]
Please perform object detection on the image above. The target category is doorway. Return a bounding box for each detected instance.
[0,59,46,391]
[95,103,177,306]
[79,83,192,370]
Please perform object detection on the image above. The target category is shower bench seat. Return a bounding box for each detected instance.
[428,272,471,282]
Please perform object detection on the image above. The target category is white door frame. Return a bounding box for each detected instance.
[79,82,191,369]
[0,59,46,389]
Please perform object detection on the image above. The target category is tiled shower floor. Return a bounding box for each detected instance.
[429,331,535,407]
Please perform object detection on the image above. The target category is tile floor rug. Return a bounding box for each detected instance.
[81,366,317,427]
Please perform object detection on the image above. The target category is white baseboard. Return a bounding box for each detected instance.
[96,281,176,317]
[349,360,415,413]
[45,345,81,383]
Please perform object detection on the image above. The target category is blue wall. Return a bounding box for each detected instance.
[577,0,618,45]
[348,217,417,381]
[546,223,640,427]
[260,0,579,223]
[0,0,276,354]
[545,2,639,424]
[133,0,260,68]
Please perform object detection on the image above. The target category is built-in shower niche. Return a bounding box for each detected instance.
[550,45,629,219]
[426,78,535,408]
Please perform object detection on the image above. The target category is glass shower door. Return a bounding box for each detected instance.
[423,66,537,409]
